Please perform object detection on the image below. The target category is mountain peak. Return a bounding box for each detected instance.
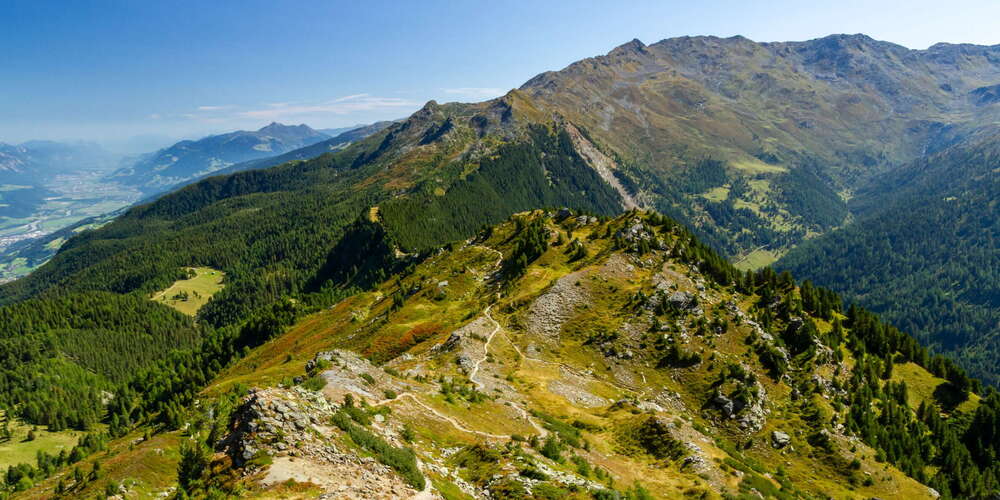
[608,38,647,56]
[258,122,316,134]
[803,33,908,53]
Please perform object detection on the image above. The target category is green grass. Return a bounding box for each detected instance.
[432,477,475,500]
[21,430,182,499]
[0,413,80,470]
[700,186,730,202]
[151,267,225,316]
[43,237,66,251]
[891,362,979,414]
[332,410,425,489]
[732,158,788,174]
[733,249,784,270]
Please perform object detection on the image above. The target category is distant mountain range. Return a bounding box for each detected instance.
[107,122,332,193]
[319,125,369,137]
[0,140,116,185]
[173,121,396,186]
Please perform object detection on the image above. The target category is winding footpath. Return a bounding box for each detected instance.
[375,392,508,440]
[375,244,553,442]
[477,304,550,438]
[468,304,500,392]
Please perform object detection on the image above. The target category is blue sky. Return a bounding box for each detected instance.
[2,0,999,147]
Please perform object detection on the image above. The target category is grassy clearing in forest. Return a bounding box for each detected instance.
[151,267,225,316]
[732,158,788,174]
[0,412,80,470]
[701,186,730,202]
[891,362,980,414]
[734,249,784,270]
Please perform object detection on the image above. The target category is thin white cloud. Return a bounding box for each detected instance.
[148,113,162,120]
[442,87,506,99]
[236,95,418,120]
[332,93,370,102]
[168,94,418,130]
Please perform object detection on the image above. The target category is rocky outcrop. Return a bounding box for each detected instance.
[709,376,768,433]
[667,291,695,310]
[220,387,418,499]
[771,431,791,449]
[220,386,334,467]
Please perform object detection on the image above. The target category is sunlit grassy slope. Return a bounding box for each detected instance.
[151,267,225,316]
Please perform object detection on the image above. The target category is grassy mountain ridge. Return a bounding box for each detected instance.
[10,210,999,499]
[0,92,634,437]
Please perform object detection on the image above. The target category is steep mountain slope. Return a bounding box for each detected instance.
[0,93,630,437]
[520,35,1000,256]
[0,94,622,306]
[12,211,1000,499]
[777,127,1000,385]
[107,123,330,193]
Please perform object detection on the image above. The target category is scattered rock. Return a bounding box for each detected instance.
[772,431,791,449]
[712,394,735,417]
[221,387,417,499]
[526,270,589,339]
[667,291,695,310]
[435,332,463,352]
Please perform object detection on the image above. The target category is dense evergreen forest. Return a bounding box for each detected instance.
[778,133,1000,386]
[380,126,621,250]
[0,292,200,430]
